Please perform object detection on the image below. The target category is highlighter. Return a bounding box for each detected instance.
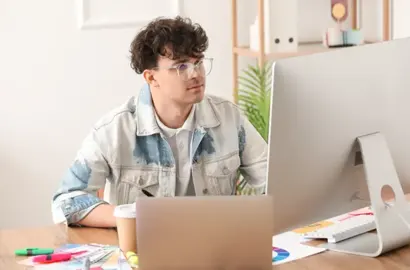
[32,253,72,263]
[15,248,54,256]
[126,251,139,266]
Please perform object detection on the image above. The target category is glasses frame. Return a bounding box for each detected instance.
[152,57,213,81]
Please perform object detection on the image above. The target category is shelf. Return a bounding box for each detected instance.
[233,41,375,60]
[231,0,391,103]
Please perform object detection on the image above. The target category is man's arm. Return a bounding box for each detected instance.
[51,129,116,228]
[77,204,116,228]
[237,113,268,194]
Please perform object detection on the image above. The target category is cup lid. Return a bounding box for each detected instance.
[114,203,136,218]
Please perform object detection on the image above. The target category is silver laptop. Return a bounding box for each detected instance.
[135,195,273,270]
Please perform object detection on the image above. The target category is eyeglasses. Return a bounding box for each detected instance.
[153,58,213,81]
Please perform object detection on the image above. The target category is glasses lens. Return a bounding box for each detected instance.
[201,58,213,76]
[177,63,190,81]
[177,59,213,81]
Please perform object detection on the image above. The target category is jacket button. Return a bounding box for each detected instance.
[202,188,209,195]
[223,167,230,174]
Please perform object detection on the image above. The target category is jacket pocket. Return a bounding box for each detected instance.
[204,154,241,195]
[118,168,160,204]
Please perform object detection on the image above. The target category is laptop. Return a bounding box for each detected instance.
[135,195,273,270]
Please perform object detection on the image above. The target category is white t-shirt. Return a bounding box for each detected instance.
[154,107,196,196]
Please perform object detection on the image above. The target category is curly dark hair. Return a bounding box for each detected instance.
[129,16,209,74]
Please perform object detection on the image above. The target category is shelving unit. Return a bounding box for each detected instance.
[231,0,391,103]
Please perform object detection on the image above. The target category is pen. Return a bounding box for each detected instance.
[82,257,90,270]
[15,248,54,256]
[141,189,154,197]
[339,212,373,221]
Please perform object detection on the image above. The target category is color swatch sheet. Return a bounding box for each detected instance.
[272,206,373,265]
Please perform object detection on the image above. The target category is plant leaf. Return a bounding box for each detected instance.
[236,61,272,142]
[236,61,273,194]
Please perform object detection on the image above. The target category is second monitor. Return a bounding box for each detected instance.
[266,37,410,256]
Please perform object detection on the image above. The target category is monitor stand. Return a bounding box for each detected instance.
[319,132,410,257]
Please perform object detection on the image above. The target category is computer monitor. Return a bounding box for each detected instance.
[266,37,410,256]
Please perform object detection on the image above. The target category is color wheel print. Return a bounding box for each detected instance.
[272,247,290,262]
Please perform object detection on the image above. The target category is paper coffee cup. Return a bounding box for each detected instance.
[114,203,137,254]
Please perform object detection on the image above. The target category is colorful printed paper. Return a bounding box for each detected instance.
[272,232,326,265]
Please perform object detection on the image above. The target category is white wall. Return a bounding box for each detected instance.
[0,0,249,229]
[0,0,401,229]
[392,0,410,39]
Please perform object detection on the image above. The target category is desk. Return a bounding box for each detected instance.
[1,225,410,269]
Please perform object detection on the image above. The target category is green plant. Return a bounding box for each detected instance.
[238,62,272,141]
[235,62,272,195]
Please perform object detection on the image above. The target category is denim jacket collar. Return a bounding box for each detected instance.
[135,83,220,136]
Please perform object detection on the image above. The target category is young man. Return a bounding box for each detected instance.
[51,16,268,228]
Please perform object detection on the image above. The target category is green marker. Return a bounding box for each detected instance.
[15,248,54,256]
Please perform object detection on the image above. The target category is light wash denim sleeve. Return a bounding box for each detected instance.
[238,113,268,193]
[51,129,110,225]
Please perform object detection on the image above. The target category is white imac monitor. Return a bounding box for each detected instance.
[266,37,410,257]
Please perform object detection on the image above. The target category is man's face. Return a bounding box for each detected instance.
[149,55,212,106]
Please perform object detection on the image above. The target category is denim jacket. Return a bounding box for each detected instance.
[51,84,268,225]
